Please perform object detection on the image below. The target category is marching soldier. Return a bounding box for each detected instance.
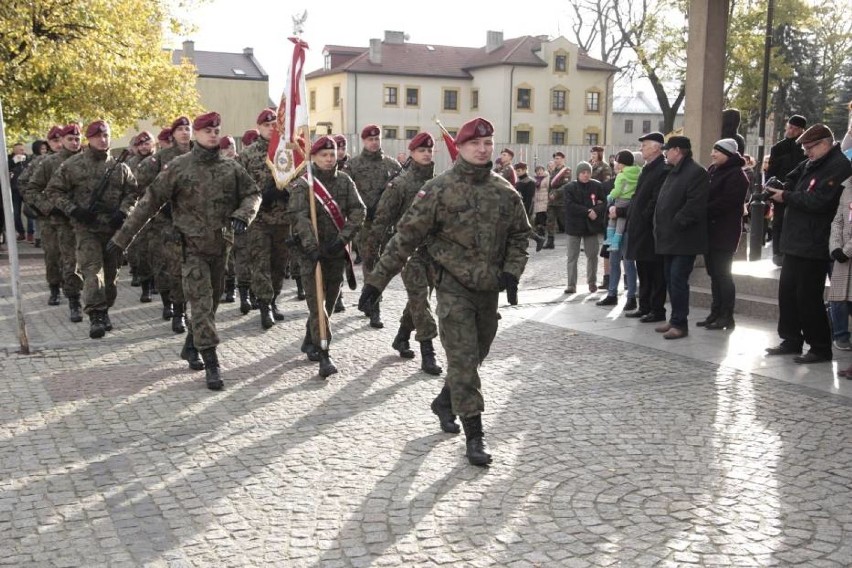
[288,136,366,378]
[344,124,401,328]
[360,117,530,466]
[219,135,238,303]
[366,131,442,375]
[124,131,157,301]
[495,147,518,185]
[332,133,350,311]
[108,112,260,390]
[45,120,138,339]
[544,151,571,249]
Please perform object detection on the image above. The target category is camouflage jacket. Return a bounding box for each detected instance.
[496,163,518,186]
[23,148,79,216]
[238,136,289,225]
[45,147,138,233]
[344,148,401,217]
[368,158,531,293]
[287,163,366,257]
[135,143,191,190]
[17,153,49,192]
[113,144,260,251]
[126,152,154,177]
[548,166,572,207]
[592,161,612,183]
[368,161,435,249]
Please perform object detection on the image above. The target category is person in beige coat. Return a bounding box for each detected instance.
[830,175,852,376]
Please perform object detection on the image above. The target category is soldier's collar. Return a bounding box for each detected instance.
[361,148,383,160]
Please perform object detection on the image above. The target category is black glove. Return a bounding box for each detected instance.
[499,272,519,306]
[69,207,97,225]
[105,240,124,263]
[358,283,381,314]
[832,248,849,263]
[307,249,321,264]
[22,203,38,219]
[322,237,345,256]
[109,210,126,230]
[261,186,276,207]
[230,217,248,235]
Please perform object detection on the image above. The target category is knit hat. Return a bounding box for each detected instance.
[713,138,739,158]
[787,115,807,129]
[576,161,592,176]
[615,150,634,166]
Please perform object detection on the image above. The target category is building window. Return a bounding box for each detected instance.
[471,89,479,110]
[309,90,316,111]
[642,120,652,134]
[517,87,532,110]
[324,53,331,70]
[383,86,398,106]
[405,128,418,140]
[552,89,566,112]
[405,87,419,106]
[624,119,633,134]
[383,127,398,139]
[443,89,459,111]
[585,91,600,113]
[516,130,530,144]
[551,130,565,145]
[333,86,340,108]
[555,54,567,72]
[585,132,599,146]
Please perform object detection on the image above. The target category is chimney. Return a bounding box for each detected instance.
[182,40,195,62]
[384,31,405,44]
[485,31,503,54]
[369,38,382,64]
[243,47,253,56]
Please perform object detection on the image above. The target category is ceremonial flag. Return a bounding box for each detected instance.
[435,119,459,162]
[267,37,310,187]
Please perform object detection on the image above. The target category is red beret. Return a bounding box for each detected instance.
[408,132,435,151]
[361,124,380,139]
[192,111,221,130]
[219,136,235,150]
[514,162,528,170]
[256,109,276,124]
[333,134,347,149]
[157,128,172,142]
[134,131,152,146]
[454,117,494,146]
[170,116,191,130]
[241,129,259,146]
[60,124,81,137]
[47,126,63,140]
[85,120,109,138]
[310,135,337,155]
[501,148,515,157]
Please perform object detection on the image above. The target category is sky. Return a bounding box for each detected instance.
[169,0,581,99]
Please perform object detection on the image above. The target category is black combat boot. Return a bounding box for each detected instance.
[68,295,83,323]
[131,272,140,287]
[430,385,460,434]
[140,279,152,303]
[532,233,546,252]
[392,326,415,358]
[259,301,275,329]
[222,277,236,303]
[461,414,492,466]
[181,333,205,371]
[300,330,321,362]
[369,303,384,329]
[334,293,345,313]
[161,295,174,320]
[419,340,443,375]
[270,294,285,321]
[318,350,338,378]
[543,235,555,249]
[199,347,223,390]
[171,302,186,334]
[103,310,113,332]
[150,280,158,295]
[295,275,306,300]
[249,290,259,310]
[89,311,106,339]
[238,285,251,315]
[48,284,61,306]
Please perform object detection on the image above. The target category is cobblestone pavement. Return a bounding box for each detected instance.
[2,237,852,567]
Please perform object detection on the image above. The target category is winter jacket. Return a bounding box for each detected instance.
[624,154,668,262]
[653,155,709,256]
[707,154,749,252]
[563,179,607,236]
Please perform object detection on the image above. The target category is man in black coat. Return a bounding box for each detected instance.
[765,124,852,363]
[652,136,709,339]
[623,132,669,322]
[767,115,807,266]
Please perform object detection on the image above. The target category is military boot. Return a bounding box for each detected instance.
[238,285,251,315]
[140,279,152,303]
[430,385,460,434]
[161,295,174,320]
[461,414,492,466]
[180,333,205,371]
[532,232,546,252]
[419,340,443,375]
[199,347,223,390]
[270,294,285,321]
[249,290,259,310]
[68,295,83,323]
[369,303,384,329]
[543,235,555,249]
[334,293,345,313]
[103,310,113,332]
[222,277,236,303]
[171,302,186,334]
[130,272,140,287]
[48,284,61,306]
[150,280,159,295]
[318,350,338,378]
[300,330,321,362]
[392,326,415,358]
[89,311,106,339]
[295,275,306,300]
[258,301,275,329]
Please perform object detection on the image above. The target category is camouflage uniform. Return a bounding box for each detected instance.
[45,147,138,318]
[546,166,571,237]
[368,158,530,417]
[125,151,156,293]
[113,144,260,352]
[592,161,613,183]
[288,163,365,351]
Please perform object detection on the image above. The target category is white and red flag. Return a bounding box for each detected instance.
[267,37,310,187]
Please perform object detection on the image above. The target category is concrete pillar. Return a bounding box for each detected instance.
[683,0,729,166]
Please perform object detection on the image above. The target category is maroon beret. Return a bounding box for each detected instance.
[157,128,172,142]
[514,162,528,170]
[60,124,81,137]
[134,131,152,146]
[591,145,605,153]
[219,136,235,150]
[408,132,435,151]
[310,135,336,155]
[796,123,834,146]
[192,111,221,130]
[47,126,63,140]
[454,117,494,146]
[333,134,347,149]
[256,108,276,124]
[242,129,259,146]
[84,120,109,138]
[553,151,565,158]
[501,148,515,157]
[361,124,380,139]
[170,116,190,130]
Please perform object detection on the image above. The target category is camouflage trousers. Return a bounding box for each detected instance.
[41,216,82,295]
[127,224,154,281]
[76,229,121,314]
[249,220,290,301]
[183,236,231,351]
[399,249,438,341]
[226,231,252,287]
[152,222,184,304]
[546,205,565,236]
[436,271,499,418]
[300,254,345,348]
[38,217,62,286]
[356,219,381,278]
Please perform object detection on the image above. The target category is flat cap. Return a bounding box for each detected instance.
[638,131,665,144]
[796,123,833,146]
[256,108,276,125]
[408,132,434,151]
[454,117,494,146]
[311,135,336,155]
[84,120,109,138]
[662,135,691,151]
[361,124,380,139]
[192,111,221,131]
[170,116,190,130]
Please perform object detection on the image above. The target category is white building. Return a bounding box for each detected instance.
[611,91,685,150]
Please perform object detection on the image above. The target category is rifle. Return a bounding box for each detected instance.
[88,149,131,214]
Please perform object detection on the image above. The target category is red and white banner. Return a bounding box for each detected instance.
[267,37,310,188]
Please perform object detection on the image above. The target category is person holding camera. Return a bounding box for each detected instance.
[767,115,807,266]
